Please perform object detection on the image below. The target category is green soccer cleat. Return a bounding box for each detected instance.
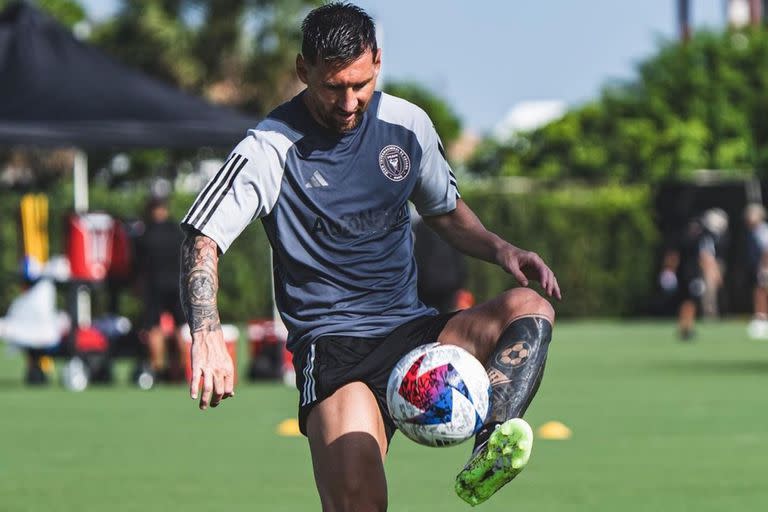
[455,418,534,506]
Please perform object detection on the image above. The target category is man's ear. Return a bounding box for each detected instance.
[373,48,382,77]
[296,53,308,84]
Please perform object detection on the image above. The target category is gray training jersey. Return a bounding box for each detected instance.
[182,91,460,350]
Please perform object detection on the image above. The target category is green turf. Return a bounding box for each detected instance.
[1,320,767,511]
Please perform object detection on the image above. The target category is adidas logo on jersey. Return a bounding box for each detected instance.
[305,170,329,188]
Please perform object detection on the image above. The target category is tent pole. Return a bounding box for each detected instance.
[73,149,88,213]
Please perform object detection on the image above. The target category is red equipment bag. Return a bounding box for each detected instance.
[66,213,115,281]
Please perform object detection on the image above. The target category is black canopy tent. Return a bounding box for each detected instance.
[0,3,263,388]
[0,1,257,149]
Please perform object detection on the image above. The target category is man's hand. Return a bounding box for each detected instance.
[495,244,562,300]
[190,328,235,409]
[180,232,234,410]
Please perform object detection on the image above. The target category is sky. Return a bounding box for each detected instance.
[80,0,727,134]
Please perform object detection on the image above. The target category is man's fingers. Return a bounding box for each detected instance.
[545,270,555,296]
[540,268,550,292]
[200,370,213,410]
[210,372,225,408]
[223,373,235,399]
[510,264,528,287]
[553,277,562,300]
[534,261,558,299]
[190,366,202,400]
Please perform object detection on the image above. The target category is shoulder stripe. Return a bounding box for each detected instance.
[194,155,249,229]
[185,154,242,227]
[181,153,236,226]
[185,154,244,228]
[438,141,448,160]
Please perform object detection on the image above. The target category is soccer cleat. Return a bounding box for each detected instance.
[747,318,768,340]
[455,418,534,506]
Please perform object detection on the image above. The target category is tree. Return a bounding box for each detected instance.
[92,0,322,117]
[85,0,321,184]
[468,28,768,182]
[383,81,462,148]
[0,0,86,27]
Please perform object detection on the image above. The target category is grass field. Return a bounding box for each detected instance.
[1,320,767,511]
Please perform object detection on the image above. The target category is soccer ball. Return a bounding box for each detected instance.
[386,342,490,447]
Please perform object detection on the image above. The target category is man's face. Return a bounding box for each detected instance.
[151,205,169,223]
[297,48,381,134]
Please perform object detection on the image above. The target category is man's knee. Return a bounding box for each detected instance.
[498,288,555,325]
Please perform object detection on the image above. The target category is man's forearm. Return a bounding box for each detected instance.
[180,234,222,334]
[423,199,506,263]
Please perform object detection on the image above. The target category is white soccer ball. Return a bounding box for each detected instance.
[386,342,490,447]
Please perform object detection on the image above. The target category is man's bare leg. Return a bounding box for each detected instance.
[438,287,555,505]
[747,286,768,339]
[679,299,696,340]
[754,286,768,318]
[146,326,166,373]
[175,327,188,376]
[307,382,388,512]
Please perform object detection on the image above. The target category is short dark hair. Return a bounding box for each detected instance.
[301,2,377,66]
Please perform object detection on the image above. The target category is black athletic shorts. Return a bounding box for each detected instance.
[292,313,456,443]
[142,286,186,330]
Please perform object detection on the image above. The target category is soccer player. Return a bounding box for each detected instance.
[179,3,560,508]
[744,203,768,339]
[659,209,726,340]
[136,196,186,379]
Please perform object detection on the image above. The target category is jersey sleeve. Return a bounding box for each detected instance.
[756,224,768,252]
[698,235,716,257]
[409,117,460,216]
[181,130,285,253]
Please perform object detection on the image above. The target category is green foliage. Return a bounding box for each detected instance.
[461,183,657,316]
[469,28,768,182]
[0,183,655,323]
[0,185,272,325]
[383,81,462,147]
[80,0,321,185]
[92,1,203,89]
[0,0,87,27]
[92,0,322,116]
[89,187,275,323]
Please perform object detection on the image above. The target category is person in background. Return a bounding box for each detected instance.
[135,196,186,379]
[659,208,728,340]
[744,203,768,339]
[700,208,729,318]
[412,211,470,313]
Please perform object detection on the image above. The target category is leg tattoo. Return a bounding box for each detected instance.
[456,315,552,505]
[476,316,552,446]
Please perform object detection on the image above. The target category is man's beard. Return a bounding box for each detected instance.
[319,108,364,134]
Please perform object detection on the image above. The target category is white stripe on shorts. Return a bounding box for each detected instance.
[301,343,317,406]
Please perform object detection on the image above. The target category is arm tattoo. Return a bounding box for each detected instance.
[180,235,222,334]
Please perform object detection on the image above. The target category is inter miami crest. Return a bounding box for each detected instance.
[378,145,411,182]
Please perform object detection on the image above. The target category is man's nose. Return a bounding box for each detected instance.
[338,89,358,112]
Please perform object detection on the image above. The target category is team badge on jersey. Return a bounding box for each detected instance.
[378,145,411,182]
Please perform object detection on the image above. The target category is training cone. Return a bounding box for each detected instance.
[537,421,572,440]
[276,418,302,437]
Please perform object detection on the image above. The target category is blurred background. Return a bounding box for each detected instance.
[1,1,767,511]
